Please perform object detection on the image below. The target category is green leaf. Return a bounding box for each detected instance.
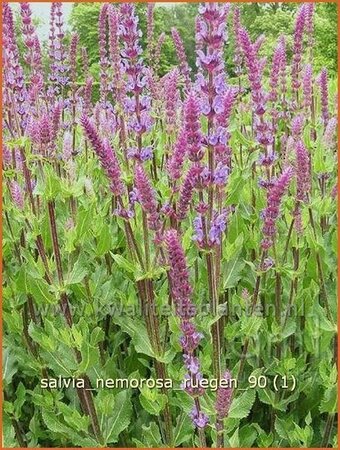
[105,390,132,444]
[229,389,256,419]
[141,422,163,447]
[113,317,155,358]
[3,348,17,386]
[42,410,97,447]
[139,386,167,415]
[66,258,88,285]
[13,382,26,420]
[111,254,135,274]
[174,413,194,446]
[239,424,257,447]
[96,223,114,256]
[27,276,57,306]
[275,416,294,441]
[77,341,99,374]
[223,257,245,289]
[37,165,61,200]
[320,386,337,413]
[240,316,263,336]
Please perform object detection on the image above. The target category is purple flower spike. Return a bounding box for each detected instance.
[134,165,160,231]
[295,140,310,203]
[323,117,337,149]
[302,64,313,110]
[291,4,307,94]
[184,93,204,162]
[215,371,233,422]
[261,167,294,250]
[81,115,123,196]
[167,129,187,181]
[9,181,24,210]
[190,406,209,429]
[171,27,191,90]
[319,68,329,126]
[291,114,305,137]
[269,36,285,103]
[164,69,180,133]
[177,165,200,220]
[209,209,228,246]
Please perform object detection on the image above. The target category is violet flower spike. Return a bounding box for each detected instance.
[147,3,155,59]
[81,115,124,196]
[261,167,294,250]
[9,181,24,210]
[164,229,208,429]
[164,229,195,319]
[322,117,337,149]
[233,7,243,75]
[177,165,200,220]
[171,27,191,90]
[291,4,307,96]
[134,165,160,231]
[184,92,204,162]
[302,64,313,111]
[108,5,124,102]
[215,370,233,423]
[291,114,305,138]
[69,33,79,84]
[319,68,329,126]
[164,68,180,133]
[269,37,285,103]
[98,4,110,105]
[167,129,187,181]
[295,140,310,203]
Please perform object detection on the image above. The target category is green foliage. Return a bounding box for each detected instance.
[3,2,338,448]
[70,2,337,80]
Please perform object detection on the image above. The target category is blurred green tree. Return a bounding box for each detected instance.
[69,2,337,80]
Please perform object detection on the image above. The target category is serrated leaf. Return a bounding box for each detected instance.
[66,258,88,285]
[111,254,135,274]
[320,386,337,413]
[229,389,256,419]
[174,413,194,446]
[3,348,17,385]
[240,316,263,336]
[105,390,132,443]
[141,422,163,447]
[223,257,245,289]
[42,410,96,447]
[113,317,155,358]
[139,387,166,415]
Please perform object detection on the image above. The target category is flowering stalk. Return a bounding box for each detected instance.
[171,27,191,90]
[165,230,208,441]
[291,4,306,105]
[319,68,329,126]
[98,4,109,107]
[194,2,231,381]
[215,370,233,447]
[81,115,124,196]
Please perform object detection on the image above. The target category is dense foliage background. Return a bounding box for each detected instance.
[3,2,338,449]
[69,2,337,78]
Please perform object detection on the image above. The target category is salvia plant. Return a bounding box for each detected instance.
[2,2,338,448]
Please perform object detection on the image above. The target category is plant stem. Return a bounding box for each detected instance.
[206,252,221,379]
[238,252,265,380]
[4,392,27,447]
[136,279,173,446]
[216,421,224,448]
[194,398,206,447]
[47,200,103,444]
[321,413,335,448]
[308,207,332,322]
